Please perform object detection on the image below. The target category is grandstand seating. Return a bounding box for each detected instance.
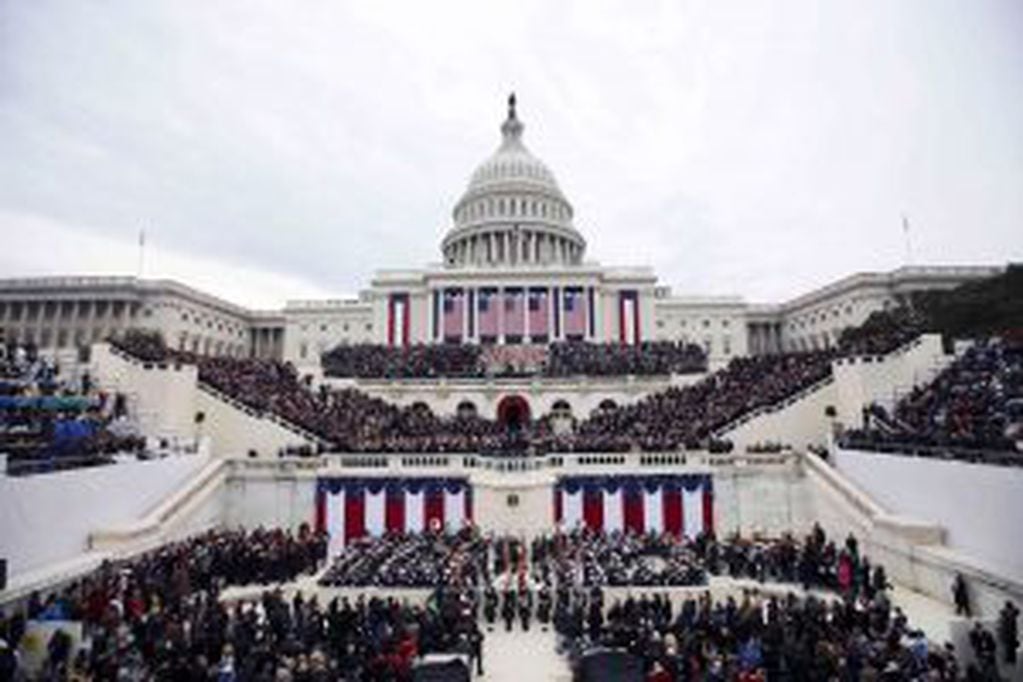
[111,331,834,454]
[0,346,142,475]
[840,336,1023,463]
[320,340,707,379]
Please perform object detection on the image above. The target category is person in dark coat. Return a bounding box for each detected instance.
[519,589,533,632]
[999,600,1019,665]
[501,590,516,632]
[469,621,484,676]
[953,573,971,617]
[484,586,497,626]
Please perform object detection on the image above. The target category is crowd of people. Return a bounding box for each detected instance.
[840,337,1023,461]
[112,328,1020,460]
[199,349,833,455]
[566,351,834,452]
[544,341,707,377]
[1,343,143,475]
[0,527,328,679]
[321,344,484,379]
[523,525,887,598]
[541,526,1001,680]
[556,588,962,680]
[531,530,707,588]
[315,525,899,628]
[320,340,708,380]
[113,331,832,455]
[836,305,927,357]
[318,529,492,589]
[4,520,1018,679]
[312,526,1004,679]
[0,527,491,682]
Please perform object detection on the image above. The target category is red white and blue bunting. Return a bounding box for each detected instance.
[553,475,714,538]
[315,477,473,557]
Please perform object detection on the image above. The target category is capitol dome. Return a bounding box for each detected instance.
[441,95,586,269]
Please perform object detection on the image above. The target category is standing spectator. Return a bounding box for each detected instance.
[1000,600,1020,666]
[953,573,971,617]
[969,622,998,675]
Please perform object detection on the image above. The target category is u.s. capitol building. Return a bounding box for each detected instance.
[0,96,999,371]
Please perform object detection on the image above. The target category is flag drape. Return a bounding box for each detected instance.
[555,474,713,539]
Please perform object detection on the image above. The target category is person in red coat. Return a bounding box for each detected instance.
[646,660,672,682]
[837,551,854,595]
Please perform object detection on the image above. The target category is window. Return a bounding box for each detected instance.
[702,319,710,328]
[300,342,307,360]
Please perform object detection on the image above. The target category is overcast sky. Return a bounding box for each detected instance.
[1,1,1021,308]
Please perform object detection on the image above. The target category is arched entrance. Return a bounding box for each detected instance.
[496,394,531,432]
[456,400,478,419]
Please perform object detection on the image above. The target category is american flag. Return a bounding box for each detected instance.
[503,288,525,338]
[528,288,549,338]
[478,288,499,338]
[443,289,464,340]
[564,287,586,337]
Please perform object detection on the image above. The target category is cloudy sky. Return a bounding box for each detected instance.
[1,1,1021,308]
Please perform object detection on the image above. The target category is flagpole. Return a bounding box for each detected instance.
[902,214,912,266]
[137,228,146,278]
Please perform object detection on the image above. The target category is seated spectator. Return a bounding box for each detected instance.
[840,336,1023,461]
[564,351,833,452]
[836,305,926,357]
[318,528,492,588]
[544,341,706,377]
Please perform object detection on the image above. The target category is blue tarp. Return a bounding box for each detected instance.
[0,395,97,411]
